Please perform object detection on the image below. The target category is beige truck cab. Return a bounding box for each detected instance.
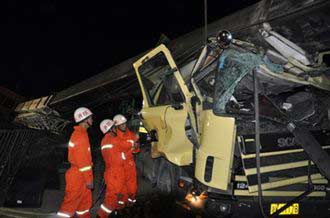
[133,44,236,191]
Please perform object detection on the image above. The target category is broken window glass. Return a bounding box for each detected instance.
[138,52,171,106]
[138,52,184,106]
[213,48,283,114]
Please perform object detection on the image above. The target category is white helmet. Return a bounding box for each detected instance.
[113,114,127,126]
[100,119,115,134]
[74,107,93,123]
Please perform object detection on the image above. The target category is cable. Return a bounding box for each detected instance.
[253,68,268,218]
[204,0,208,45]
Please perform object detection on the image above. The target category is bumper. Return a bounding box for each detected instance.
[205,198,330,218]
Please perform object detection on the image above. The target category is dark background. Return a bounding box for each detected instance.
[0,0,258,98]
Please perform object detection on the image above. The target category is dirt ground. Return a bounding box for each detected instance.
[0,155,199,218]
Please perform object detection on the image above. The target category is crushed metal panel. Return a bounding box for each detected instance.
[29,98,42,110]
[14,95,68,134]
[19,100,33,112]
[16,96,53,112]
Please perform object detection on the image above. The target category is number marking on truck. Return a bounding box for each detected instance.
[270,203,299,215]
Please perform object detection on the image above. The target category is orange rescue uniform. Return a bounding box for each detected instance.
[117,129,139,204]
[58,126,93,218]
[97,133,128,218]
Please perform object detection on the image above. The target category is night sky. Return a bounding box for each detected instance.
[0,0,258,98]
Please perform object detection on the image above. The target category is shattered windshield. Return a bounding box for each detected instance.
[213,48,283,114]
[211,47,330,133]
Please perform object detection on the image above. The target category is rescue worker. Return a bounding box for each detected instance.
[97,119,128,218]
[113,114,140,206]
[57,107,94,218]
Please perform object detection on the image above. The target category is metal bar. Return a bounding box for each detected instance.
[204,0,208,45]
[254,68,267,218]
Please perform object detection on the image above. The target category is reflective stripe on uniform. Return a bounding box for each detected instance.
[101,144,113,150]
[68,141,75,148]
[127,140,134,146]
[100,204,112,214]
[118,201,124,205]
[121,152,126,160]
[57,212,71,217]
[76,209,89,215]
[79,165,92,172]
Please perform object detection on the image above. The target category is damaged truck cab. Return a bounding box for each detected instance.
[133,24,330,217]
[133,45,236,191]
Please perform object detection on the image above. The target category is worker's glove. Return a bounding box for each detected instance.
[132,142,141,154]
[86,182,94,190]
